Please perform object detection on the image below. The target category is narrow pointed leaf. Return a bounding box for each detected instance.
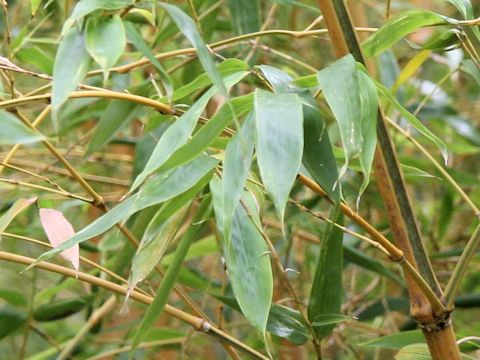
[0,111,44,144]
[52,26,90,128]
[254,89,303,223]
[39,208,79,271]
[125,21,173,99]
[363,10,447,57]
[228,0,261,35]
[160,3,227,96]
[257,64,294,93]
[308,207,344,338]
[86,15,126,82]
[211,177,273,335]
[131,72,246,192]
[301,93,340,201]
[34,156,217,264]
[317,54,362,176]
[222,112,255,240]
[0,198,37,241]
[31,0,42,16]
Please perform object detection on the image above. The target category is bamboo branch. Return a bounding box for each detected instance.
[0,251,268,360]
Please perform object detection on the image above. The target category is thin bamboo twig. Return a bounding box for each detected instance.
[0,251,268,360]
[443,224,480,308]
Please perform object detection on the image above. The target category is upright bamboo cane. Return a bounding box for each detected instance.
[315,0,461,358]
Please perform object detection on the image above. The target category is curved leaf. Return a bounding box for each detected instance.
[0,111,44,145]
[363,10,447,57]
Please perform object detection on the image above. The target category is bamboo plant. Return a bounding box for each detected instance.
[0,0,479,359]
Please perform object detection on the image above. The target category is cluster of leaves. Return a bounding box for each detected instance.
[0,0,479,359]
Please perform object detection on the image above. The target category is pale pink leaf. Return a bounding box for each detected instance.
[39,208,79,271]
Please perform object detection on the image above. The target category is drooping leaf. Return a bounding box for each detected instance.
[301,93,340,201]
[0,305,27,340]
[33,156,218,264]
[0,289,28,307]
[363,10,447,57]
[308,207,344,338]
[39,208,79,271]
[211,177,273,336]
[317,54,362,178]
[52,26,90,129]
[159,92,253,173]
[131,198,211,351]
[124,21,173,99]
[391,50,431,94]
[254,89,303,224]
[267,305,310,345]
[30,0,42,16]
[228,0,261,35]
[311,314,352,327]
[357,67,378,201]
[160,3,227,96]
[32,295,93,322]
[0,111,44,145]
[130,71,247,191]
[0,198,37,241]
[86,15,126,82]
[376,81,448,163]
[221,112,255,240]
[257,64,294,93]
[62,0,133,35]
[446,0,474,19]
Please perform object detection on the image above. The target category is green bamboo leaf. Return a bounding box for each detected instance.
[254,89,303,224]
[257,64,294,93]
[395,344,432,360]
[446,0,474,19]
[211,177,273,336]
[32,156,218,265]
[131,72,247,192]
[363,10,447,57]
[128,206,189,289]
[52,26,90,129]
[86,15,126,83]
[159,92,253,173]
[62,0,133,35]
[0,289,28,307]
[221,112,255,240]
[0,198,37,241]
[228,0,261,35]
[308,207,344,338]
[376,81,448,163]
[317,54,362,179]
[124,21,173,99]
[0,111,44,145]
[311,314,352,327]
[32,295,93,322]
[357,67,378,202]
[159,3,227,97]
[131,198,211,351]
[0,305,27,340]
[301,93,340,201]
[267,305,310,345]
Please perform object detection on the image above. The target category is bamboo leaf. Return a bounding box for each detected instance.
[160,3,227,96]
[31,0,42,16]
[317,54,362,179]
[0,198,37,241]
[124,21,173,99]
[311,314,352,327]
[301,93,340,201]
[254,89,303,224]
[308,207,344,338]
[0,111,44,144]
[0,305,27,340]
[222,112,255,240]
[131,198,211,351]
[211,177,273,336]
[62,0,133,35]
[130,72,246,192]
[363,10,447,57]
[257,64,294,93]
[361,330,424,350]
[32,157,218,264]
[52,26,90,129]
[86,15,126,83]
[267,305,310,345]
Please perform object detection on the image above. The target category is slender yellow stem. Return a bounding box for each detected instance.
[0,251,269,360]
